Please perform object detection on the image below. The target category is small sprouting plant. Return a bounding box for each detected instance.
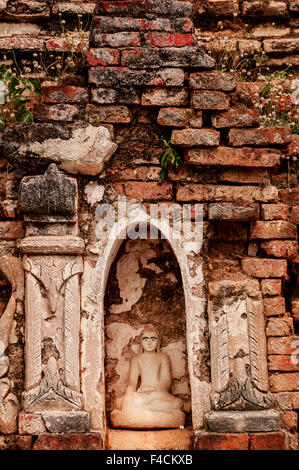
[256,70,298,133]
[0,65,40,132]
[159,138,183,181]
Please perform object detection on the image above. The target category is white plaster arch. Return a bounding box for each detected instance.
[81,204,211,433]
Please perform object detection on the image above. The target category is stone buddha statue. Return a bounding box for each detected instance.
[111,324,185,429]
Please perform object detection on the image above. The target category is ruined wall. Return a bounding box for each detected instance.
[0,0,298,451]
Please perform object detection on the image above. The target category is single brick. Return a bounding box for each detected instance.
[92,16,193,33]
[263,39,299,54]
[208,203,259,221]
[189,71,236,91]
[91,87,140,105]
[124,182,173,200]
[266,317,293,336]
[196,433,249,450]
[176,184,278,203]
[33,434,102,450]
[94,0,192,18]
[45,38,88,53]
[268,355,299,371]
[87,48,120,66]
[0,221,24,239]
[264,297,286,316]
[249,432,287,450]
[281,411,298,430]
[241,258,287,278]
[171,128,220,147]
[85,104,132,123]
[34,103,80,122]
[157,108,195,127]
[261,241,298,260]
[206,0,239,17]
[141,88,188,106]
[261,279,282,296]
[228,127,292,146]
[0,37,44,50]
[261,204,289,220]
[89,67,185,87]
[121,47,215,69]
[250,221,297,240]
[144,32,195,47]
[191,90,230,110]
[0,436,32,450]
[185,147,280,167]
[268,336,299,355]
[92,31,141,47]
[242,1,288,17]
[212,108,260,128]
[270,373,299,392]
[42,85,88,104]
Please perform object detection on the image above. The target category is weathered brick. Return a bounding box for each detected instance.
[191,90,230,110]
[290,206,299,224]
[42,86,88,104]
[211,222,248,241]
[92,16,193,33]
[206,0,239,17]
[186,147,280,168]
[208,203,259,221]
[262,204,289,220]
[189,72,236,91]
[242,258,287,278]
[270,373,299,392]
[264,39,299,54]
[261,279,282,296]
[242,1,288,17]
[89,67,185,87]
[251,26,290,38]
[238,39,261,53]
[121,47,215,69]
[52,2,95,15]
[195,433,249,450]
[292,299,299,320]
[86,104,132,123]
[34,103,80,122]
[287,135,299,156]
[141,88,188,106]
[261,241,298,260]
[249,432,287,450]
[176,184,278,203]
[266,317,293,336]
[87,48,120,66]
[92,31,141,47]
[171,129,220,147]
[94,0,192,18]
[0,221,24,239]
[250,221,297,240]
[268,336,299,355]
[124,181,173,200]
[157,108,201,127]
[279,188,299,204]
[91,87,140,105]
[219,168,269,184]
[212,108,260,128]
[144,32,195,47]
[229,127,292,146]
[289,0,299,11]
[268,355,299,371]
[45,37,88,53]
[0,435,32,450]
[5,0,50,18]
[264,297,286,315]
[0,37,44,50]
[33,434,102,450]
[281,411,298,430]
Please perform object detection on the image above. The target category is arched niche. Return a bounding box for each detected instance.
[104,235,191,428]
[80,205,211,434]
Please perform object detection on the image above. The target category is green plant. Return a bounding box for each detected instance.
[159,138,183,181]
[0,65,40,132]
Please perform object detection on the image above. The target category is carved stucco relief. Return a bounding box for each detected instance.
[208,280,272,411]
[0,255,23,433]
[22,255,83,412]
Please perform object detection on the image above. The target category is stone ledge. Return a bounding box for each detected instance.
[20,236,85,255]
[205,410,281,433]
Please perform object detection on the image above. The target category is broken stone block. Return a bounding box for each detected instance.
[205,410,281,433]
[41,411,90,433]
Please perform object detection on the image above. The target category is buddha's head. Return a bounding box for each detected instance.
[140,324,161,353]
